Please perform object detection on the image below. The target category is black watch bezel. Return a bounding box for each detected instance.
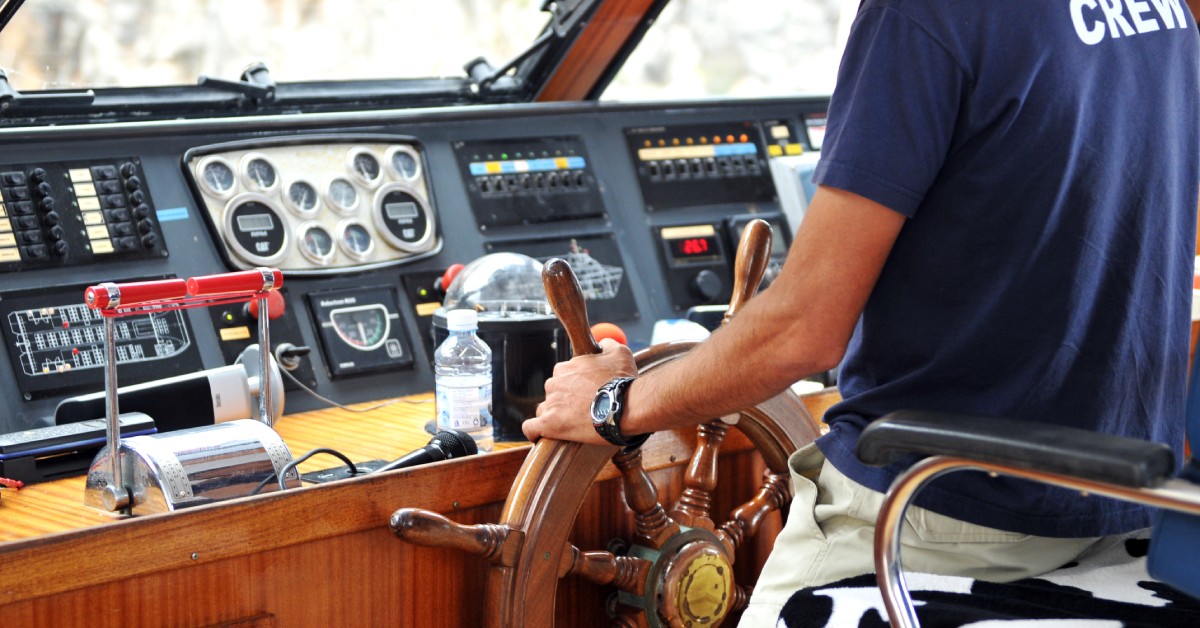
[590,376,649,450]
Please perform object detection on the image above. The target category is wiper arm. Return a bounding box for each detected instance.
[0,69,94,112]
[464,0,600,99]
[197,62,277,105]
[0,0,26,33]
[465,30,554,95]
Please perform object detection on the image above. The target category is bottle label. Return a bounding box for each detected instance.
[436,381,493,431]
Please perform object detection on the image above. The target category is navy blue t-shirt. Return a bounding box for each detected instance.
[815,0,1200,537]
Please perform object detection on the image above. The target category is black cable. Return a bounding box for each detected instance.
[249,447,357,496]
[280,367,432,413]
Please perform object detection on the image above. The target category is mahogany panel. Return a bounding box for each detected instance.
[0,395,783,627]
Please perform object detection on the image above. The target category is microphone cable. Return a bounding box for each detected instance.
[249,447,357,495]
[279,366,433,413]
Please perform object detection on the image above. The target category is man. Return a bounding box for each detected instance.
[524,0,1200,624]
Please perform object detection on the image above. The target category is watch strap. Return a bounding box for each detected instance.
[593,376,649,450]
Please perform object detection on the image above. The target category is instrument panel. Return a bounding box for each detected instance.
[186,136,440,275]
[0,97,829,433]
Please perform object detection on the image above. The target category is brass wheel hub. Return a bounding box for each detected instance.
[658,540,734,626]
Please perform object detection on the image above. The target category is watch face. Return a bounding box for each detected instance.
[591,391,615,422]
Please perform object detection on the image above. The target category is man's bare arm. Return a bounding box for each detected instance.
[522,186,907,445]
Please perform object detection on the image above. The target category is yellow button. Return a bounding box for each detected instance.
[767,145,783,157]
[220,326,252,341]
[785,144,804,156]
[0,248,19,263]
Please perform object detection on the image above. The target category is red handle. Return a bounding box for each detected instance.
[187,268,284,297]
[84,278,189,310]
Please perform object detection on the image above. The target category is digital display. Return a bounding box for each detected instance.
[236,213,276,233]
[667,235,720,261]
[385,201,419,220]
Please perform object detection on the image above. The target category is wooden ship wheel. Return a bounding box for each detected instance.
[391,220,822,627]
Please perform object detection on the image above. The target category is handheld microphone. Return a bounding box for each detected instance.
[375,430,478,473]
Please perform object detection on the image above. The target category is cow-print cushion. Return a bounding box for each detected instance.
[777,536,1200,627]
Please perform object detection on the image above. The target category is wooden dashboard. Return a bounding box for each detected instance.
[0,388,837,626]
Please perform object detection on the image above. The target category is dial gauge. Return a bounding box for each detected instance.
[241,154,278,192]
[327,178,359,214]
[338,221,373,260]
[199,158,236,197]
[387,146,421,180]
[299,223,334,264]
[349,149,382,187]
[329,304,391,351]
[286,180,319,214]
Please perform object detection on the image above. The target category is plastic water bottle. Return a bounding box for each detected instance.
[434,309,494,452]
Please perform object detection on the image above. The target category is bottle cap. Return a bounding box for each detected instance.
[446,308,479,332]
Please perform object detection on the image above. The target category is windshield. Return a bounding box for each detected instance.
[605,0,851,100]
[0,0,849,99]
[0,0,550,90]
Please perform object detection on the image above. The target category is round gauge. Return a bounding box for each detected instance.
[348,149,382,187]
[298,222,334,265]
[285,180,319,214]
[372,182,435,253]
[222,193,289,265]
[198,158,236,198]
[386,146,421,181]
[241,154,279,192]
[337,221,374,260]
[327,178,359,214]
[330,304,391,351]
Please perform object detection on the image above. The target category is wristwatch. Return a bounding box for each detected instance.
[590,376,650,450]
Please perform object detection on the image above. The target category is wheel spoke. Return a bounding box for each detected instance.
[613,447,681,549]
[389,508,517,565]
[670,421,729,530]
[716,471,791,558]
[564,542,651,594]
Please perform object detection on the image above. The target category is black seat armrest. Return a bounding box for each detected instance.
[857,410,1175,488]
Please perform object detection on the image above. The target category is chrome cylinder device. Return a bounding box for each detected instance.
[84,419,298,515]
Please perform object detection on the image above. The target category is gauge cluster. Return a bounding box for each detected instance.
[185,136,439,275]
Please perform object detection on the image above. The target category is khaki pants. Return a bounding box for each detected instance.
[738,443,1103,626]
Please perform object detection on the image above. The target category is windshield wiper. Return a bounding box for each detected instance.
[465,0,600,100]
[465,30,553,96]
[197,62,277,106]
[0,0,25,33]
[0,69,95,112]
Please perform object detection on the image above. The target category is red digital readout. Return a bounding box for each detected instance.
[681,238,709,255]
[668,235,719,260]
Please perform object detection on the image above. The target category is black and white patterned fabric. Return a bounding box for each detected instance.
[777,536,1200,627]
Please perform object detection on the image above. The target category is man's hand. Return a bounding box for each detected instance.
[523,338,637,445]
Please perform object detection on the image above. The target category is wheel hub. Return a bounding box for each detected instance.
[662,542,734,625]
